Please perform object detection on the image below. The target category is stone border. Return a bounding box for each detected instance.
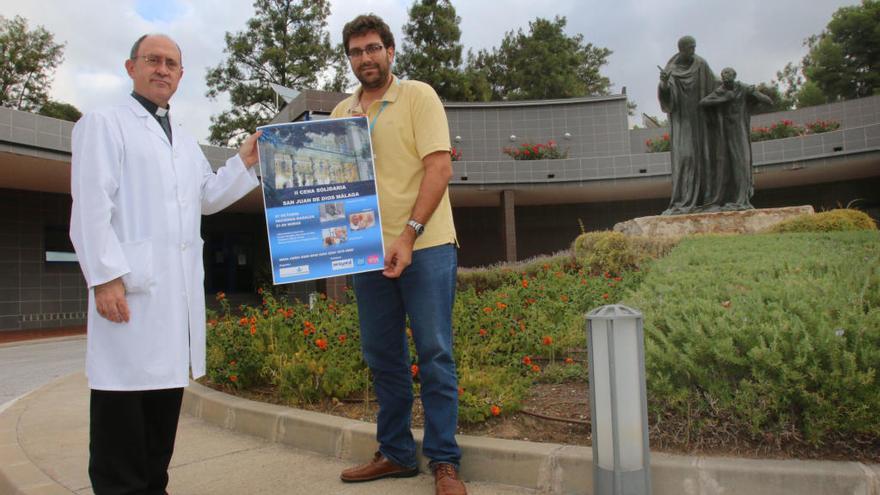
[183,381,880,495]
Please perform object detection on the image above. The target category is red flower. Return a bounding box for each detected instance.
[411,364,419,377]
[239,317,248,326]
[215,292,226,301]
[602,293,610,299]
[479,328,487,336]
[315,338,328,350]
[229,375,238,383]
[531,364,541,373]
[257,287,263,295]
[560,294,569,302]
[522,356,532,366]
[522,279,529,288]
[249,324,256,335]
[483,307,493,314]
[565,357,574,365]
[542,336,553,346]
[338,334,347,343]
[458,387,464,396]
[496,301,507,310]
[491,405,501,416]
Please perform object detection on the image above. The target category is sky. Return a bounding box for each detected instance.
[1,0,859,144]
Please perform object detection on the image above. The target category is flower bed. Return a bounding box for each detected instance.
[503,140,567,160]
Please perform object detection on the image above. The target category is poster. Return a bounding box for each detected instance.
[256,116,385,284]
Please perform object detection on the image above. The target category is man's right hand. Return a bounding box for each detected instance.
[94,278,130,323]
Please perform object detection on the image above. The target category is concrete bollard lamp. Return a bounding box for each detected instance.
[586,304,652,495]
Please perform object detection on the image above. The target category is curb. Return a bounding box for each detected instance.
[183,381,880,495]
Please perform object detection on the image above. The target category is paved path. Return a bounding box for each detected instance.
[3,373,535,495]
[0,336,85,408]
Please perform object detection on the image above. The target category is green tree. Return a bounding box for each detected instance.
[469,16,612,101]
[802,0,880,101]
[395,0,468,101]
[795,80,827,107]
[0,15,64,111]
[322,42,351,93]
[38,100,81,122]
[206,0,335,145]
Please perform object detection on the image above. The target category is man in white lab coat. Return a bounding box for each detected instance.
[69,34,261,495]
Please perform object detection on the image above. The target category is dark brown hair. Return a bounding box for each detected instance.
[342,14,395,54]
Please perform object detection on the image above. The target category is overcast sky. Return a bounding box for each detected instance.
[1,0,858,143]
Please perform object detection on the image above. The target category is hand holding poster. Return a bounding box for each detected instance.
[256,116,385,284]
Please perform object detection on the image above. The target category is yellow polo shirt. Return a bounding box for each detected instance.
[331,76,457,251]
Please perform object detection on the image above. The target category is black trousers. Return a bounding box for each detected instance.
[89,387,184,495]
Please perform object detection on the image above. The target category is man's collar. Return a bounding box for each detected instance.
[349,75,400,113]
[130,91,170,116]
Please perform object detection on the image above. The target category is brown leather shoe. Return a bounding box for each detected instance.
[340,451,419,483]
[433,463,467,495]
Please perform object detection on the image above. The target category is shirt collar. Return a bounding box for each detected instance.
[131,91,170,117]
[348,75,400,114]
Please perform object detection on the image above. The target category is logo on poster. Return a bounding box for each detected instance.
[332,259,354,270]
[367,255,380,265]
[280,265,310,277]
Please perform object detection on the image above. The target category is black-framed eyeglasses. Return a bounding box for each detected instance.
[347,44,385,60]
[133,54,182,72]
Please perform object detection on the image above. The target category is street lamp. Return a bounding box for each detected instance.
[586,304,651,495]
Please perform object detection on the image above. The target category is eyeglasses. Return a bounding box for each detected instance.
[134,54,182,72]
[347,44,386,60]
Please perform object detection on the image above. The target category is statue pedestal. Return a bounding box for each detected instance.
[612,206,815,237]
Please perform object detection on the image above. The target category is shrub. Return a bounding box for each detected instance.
[769,208,877,233]
[571,231,678,275]
[503,140,567,160]
[804,119,841,134]
[645,133,670,153]
[751,119,803,141]
[627,231,880,446]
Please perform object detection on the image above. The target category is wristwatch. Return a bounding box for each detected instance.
[407,219,425,237]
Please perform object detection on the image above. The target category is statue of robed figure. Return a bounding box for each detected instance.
[699,67,773,211]
[658,36,722,215]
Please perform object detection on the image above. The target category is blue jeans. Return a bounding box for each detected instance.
[352,243,461,469]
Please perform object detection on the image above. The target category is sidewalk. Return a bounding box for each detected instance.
[0,373,533,495]
[2,372,878,495]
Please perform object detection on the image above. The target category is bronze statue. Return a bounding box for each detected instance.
[658,37,774,215]
[658,36,721,215]
[699,68,773,210]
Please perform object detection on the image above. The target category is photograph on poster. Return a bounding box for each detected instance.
[256,116,384,284]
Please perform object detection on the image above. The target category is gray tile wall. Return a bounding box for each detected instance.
[446,98,630,162]
[0,106,74,153]
[0,189,87,332]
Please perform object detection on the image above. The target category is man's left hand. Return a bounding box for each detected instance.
[383,229,416,278]
[238,130,263,168]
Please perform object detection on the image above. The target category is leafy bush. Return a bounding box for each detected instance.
[209,260,639,422]
[804,119,841,134]
[645,133,670,153]
[503,140,567,160]
[571,231,678,275]
[751,119,804,141]
[769,208,877,233]
[627,232,880,446]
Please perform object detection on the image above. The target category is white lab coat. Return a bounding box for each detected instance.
[70,96,259,391]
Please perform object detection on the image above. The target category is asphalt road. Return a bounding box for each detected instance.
[0,336,86,409]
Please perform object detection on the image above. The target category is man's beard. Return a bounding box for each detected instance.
[355,61,390,90]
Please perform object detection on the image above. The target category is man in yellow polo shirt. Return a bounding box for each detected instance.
[331,13,466,495]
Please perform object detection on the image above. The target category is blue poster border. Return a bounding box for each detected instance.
[256,116,385,285]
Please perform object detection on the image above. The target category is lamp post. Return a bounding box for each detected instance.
[586,304,651,495]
